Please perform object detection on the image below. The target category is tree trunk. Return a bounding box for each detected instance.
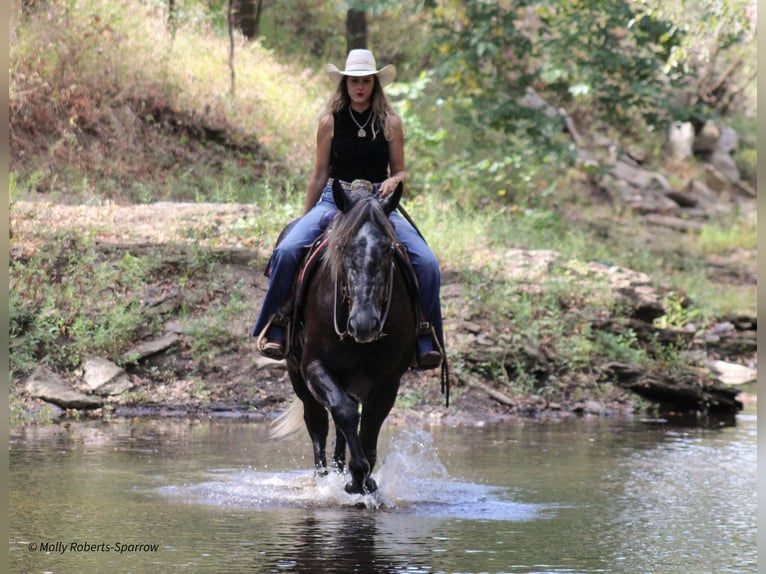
[168,0,177,38]
[236,0,261,40]
[253,0,264,38]
[228,0,236,97]
[346,8,367,51]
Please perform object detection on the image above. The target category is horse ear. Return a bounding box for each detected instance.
[332,179,353,213]
[380,181,403,215]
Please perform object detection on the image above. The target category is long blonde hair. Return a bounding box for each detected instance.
[323,76,397,141]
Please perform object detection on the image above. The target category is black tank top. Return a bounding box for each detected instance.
[330,107,390,183]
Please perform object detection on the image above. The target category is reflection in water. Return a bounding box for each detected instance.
[267,510,406,574]
[9,411,758,574]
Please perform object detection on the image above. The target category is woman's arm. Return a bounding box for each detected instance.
[303,114,334,215]
[379,114,407,198]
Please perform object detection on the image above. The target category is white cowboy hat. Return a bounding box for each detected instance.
[326,49,396,87]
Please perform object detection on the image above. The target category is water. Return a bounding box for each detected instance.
[9,409,757,573]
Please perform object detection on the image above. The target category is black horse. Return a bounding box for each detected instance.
[271,179,417,494]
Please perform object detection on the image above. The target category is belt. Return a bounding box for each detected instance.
[326,178,379,193]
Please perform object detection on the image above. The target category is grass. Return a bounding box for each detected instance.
[9,231,166,375]
[10,0,323,202]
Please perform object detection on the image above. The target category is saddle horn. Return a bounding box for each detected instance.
[332,179,403,215]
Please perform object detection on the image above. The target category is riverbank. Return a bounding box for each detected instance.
[10,200,756,429]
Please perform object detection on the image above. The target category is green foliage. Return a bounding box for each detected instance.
[653,292,707,330]
[222,0,347,60]
[656,0,757,120]
[695,213,757,255]
[9,233,164,376]
[429,0,684,144]
[594,329,647,366]
[182,279,250,363]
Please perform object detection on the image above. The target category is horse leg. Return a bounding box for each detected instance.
[358,385,399,493]
[289,369,329,474]
[302,398,330,474]
[304,360,371,494]
[332,426,346,473]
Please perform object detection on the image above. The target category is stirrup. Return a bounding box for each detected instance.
[259,338,286,360]
[414,323,443,370]
[256,316,289,360]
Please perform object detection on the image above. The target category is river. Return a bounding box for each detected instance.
[9,406,757,573]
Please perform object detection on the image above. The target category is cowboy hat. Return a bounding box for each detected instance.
[326,49,396,87]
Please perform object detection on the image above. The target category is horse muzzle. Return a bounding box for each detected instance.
[347,311,383,344]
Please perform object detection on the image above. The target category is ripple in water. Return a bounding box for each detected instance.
[157,428,544,522]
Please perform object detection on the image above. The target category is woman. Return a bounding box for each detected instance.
[252,49,443,369]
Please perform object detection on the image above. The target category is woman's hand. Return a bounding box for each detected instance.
[378,177,401,198]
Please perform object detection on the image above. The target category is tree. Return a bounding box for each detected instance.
[346,7,368,49]
[235,0,265,40]
[653,0,757,131]
[430,0,684,146]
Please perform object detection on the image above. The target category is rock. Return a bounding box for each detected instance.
[667,121,694,161]
[588,264,664,322]
[82,356,133,396]
[584,400,603,414]
[708,150,740,184]
[625,144,647,164]
[704,164,731,193]
[684,178,729,213]
[705,360,756,386]
[611,159,671,192]
[693,121,721,154]
[602,161,679,213]
[717,127,738,153]
[503,249,559,282]
[644,214,703,232]
[24,366,103,409]
[733,180,756,198]
[665,189,698,208]
[120,333,181,364]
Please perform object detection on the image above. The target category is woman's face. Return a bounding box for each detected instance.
[346,76,375,108]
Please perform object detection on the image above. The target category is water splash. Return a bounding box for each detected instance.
[157,428,542,522]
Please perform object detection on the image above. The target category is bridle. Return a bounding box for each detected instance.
[333,241,396,342]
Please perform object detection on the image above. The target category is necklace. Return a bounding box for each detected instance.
[348,106,372,138]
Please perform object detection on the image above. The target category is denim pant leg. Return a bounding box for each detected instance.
[251,198,335,337]
[388,212,444,346]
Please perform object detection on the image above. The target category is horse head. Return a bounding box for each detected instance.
[329,179,403,343]
[332,178,402,216]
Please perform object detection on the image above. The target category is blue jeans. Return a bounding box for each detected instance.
[251,184,444,349]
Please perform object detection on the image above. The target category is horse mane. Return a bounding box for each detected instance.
[324,195,398,280]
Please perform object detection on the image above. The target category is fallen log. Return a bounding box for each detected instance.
[606,365,742,414]
[466,379,516,407]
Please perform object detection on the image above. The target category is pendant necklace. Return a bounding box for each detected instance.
[349,106,372,138]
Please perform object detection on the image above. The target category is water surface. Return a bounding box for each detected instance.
[9,409,757,573]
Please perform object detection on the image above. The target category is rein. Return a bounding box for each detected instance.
[333,242,396,342]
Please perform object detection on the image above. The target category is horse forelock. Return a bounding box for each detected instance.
[324,196,396,280]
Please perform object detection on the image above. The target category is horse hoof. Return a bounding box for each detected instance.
[344,477,378,495]
[345,482,362,495]
[364,477,378,493]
